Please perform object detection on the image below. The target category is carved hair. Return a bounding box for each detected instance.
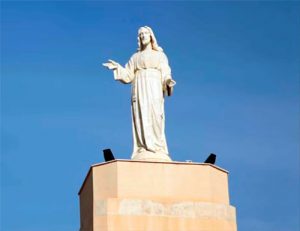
[137,26,163,52]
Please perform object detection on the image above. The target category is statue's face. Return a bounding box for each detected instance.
[139,28,151,47]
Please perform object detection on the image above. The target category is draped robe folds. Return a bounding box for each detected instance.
[113,50,175,161]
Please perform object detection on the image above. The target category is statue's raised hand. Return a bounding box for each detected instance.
[102,59,119,70]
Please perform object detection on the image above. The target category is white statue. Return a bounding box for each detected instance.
[103,26,176,162]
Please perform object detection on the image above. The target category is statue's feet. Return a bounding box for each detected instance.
[131,150,172,162]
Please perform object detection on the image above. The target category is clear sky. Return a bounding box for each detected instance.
[1,1,299,231]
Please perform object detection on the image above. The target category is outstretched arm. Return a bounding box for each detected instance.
[103,58,135,84]
[102,59,119,70]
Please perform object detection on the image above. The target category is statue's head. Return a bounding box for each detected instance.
[137,26,163,52]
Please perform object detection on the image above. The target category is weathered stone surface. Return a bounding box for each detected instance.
[79,160,237,231]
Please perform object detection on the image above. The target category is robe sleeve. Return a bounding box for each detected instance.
[113,55,135,84]
[160,52,176,96]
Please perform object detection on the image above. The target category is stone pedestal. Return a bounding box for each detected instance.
[78,160,237,231]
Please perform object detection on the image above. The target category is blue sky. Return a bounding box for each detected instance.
[1,1,299,231]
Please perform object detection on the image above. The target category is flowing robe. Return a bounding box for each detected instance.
[113,50,175,160]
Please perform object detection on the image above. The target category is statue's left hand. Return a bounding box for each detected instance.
[166,79,176,96]
[166,79,176,88]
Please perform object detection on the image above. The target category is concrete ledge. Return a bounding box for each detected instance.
[79,159,228,195]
